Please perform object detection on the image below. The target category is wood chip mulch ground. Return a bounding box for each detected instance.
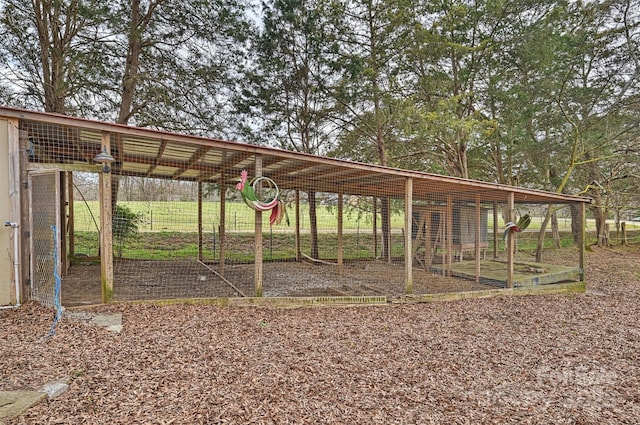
[1,245,639,424]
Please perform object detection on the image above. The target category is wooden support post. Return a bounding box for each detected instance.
[52,172,62,300]
[295,190,301,262]
[8,119,22,304]
[404,178,413,294]
[385,197,392,264]
[254,154,263,297]
[337,192,344,275]
[437,214,444,274]
[197,182,203,261]
[446,195,453,276]
[219,174,226,275]
[59,171,67,276]
[18,127,29,303]
[67,171,75,260]
[492,202,498,259]
[425,209,432,271]
[373,197,378,259]
[99,131,114,303]
[506,192,515,288]
[579,202,586,282]
[475,195,481,284]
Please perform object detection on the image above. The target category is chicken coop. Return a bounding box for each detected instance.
[0,107,591,308]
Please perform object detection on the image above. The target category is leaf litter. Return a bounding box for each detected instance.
[1,246,639,424]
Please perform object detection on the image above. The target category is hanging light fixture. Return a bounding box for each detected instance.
[94,147,115,173]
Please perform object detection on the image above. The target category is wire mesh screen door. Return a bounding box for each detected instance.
[29,171,62,308]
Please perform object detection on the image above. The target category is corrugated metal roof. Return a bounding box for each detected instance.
[1,106,591,205]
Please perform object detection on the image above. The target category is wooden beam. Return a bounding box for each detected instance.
[19,123,95,164]
[337,192,344,275]
[373,197,377,259]
[260,155,289,171]
[22,121,97,163]
[18,127,30,304]
[506,192,515,288]
[7,119,22,304]
[59,171,67,276]
[254,154,263,297]
[579,202,586,282]
[27,162,102,173]
[385,197,392,264]
[53,172,62,297]
[446,195,453,276]
[172,146,210,179]
[264,162,317,183]
[475,195,481,284]
[111,132,124,164]
[295,190,301,262]
[305,168,375,186]
[145,139,168,176]
[99,131,114,302]
[492,202,498,259]
[67,171,75,260]
[219,170,226,275]
[197,182,203,261]
[337,173,403,186]
[425,208,432,270]
[198,151,253,183]
[405,178,413,294]
[275,163,331,181]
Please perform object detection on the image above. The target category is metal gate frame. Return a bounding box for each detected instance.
[28,170,62,308]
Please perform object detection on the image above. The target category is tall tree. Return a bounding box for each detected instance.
[402,0,500,179]
[2,0,252,221]
[104,0,251,132]
[0,0,250,129]
[0,0,110,113]
[534,0,640,253]
[237,0,343,259]
[332,0,416,260]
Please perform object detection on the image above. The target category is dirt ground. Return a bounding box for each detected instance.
[62,256,553,306]
[1,245,639,424]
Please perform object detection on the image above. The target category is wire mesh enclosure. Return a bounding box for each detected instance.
[61,175,584,305]
[28,171,61,308]
[11,109,589,306]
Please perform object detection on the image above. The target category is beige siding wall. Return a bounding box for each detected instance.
[0,119,14,305]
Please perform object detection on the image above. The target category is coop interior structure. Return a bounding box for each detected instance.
[0,106,591,308]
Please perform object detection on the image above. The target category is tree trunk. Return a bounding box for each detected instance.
[535,205,553,263]
[593,205,609,247]
[551,211,561,249]
[33,0,70,113]
[570,203,581,245]
[112,0,148,214]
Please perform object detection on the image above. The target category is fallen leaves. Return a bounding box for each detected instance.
[1,246,639,424]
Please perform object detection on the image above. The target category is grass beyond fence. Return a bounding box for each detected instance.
[70,229,635,263]
[71,200,396,233]
[69,200,640,261]
[71,201,628,233]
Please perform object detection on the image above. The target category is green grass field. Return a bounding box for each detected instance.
[69,200,639,261]
[71,200,617,233]
[73,227,629,262]
[71,200,391,233]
